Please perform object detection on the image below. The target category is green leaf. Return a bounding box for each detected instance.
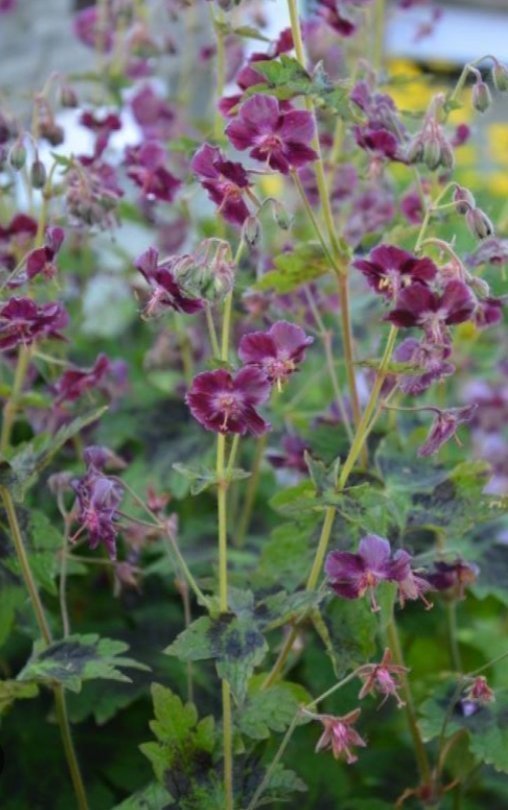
[313,596,378,678]
[6,407,107,500]
[420,682,508,773]
[254,520,316,591]
[239,681,306,740]
[165,612,268,702]
[254,243,330,294]
[111,782,173,810]
[269,480,318,516]
[18,634,149,693]
[172,462,250,495]
[140,683,215,791]
[304,452,340,495]
[1,508,63,595]
[0,679,39,714]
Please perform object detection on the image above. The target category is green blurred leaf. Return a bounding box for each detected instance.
[254,243,330,294]
[0,679,39,715]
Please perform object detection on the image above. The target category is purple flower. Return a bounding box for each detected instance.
[466,237,508,268]
[473,297,504,330]
[387,281,476,342]
[186,367,271,436]
[426,559,479,599]
[418,404,477,457]
[135,247,204,316]
[130,84,175,141]
[8,227,66,286]
[314,709,367,764]
[357,648,408,708]
[125,141,181,203]
[238,321,313,386]
[354,245,437,299]
[325,534,431,611]
[73,6,113,52]
[267,433,309,474]
[317,0,357,37]
[65,156,123,229]
[0,297,68,350]
[191,144,252,227]
[394,337,455,396]
[71,457,124,560]
[400,191,424,225]
[80,110,122,156]
[354,124,400,159]
[225,94,317,175]
[345,184,395,247]
[53,354,112,405]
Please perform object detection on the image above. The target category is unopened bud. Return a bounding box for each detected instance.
[60,83,79,108]
[405,137,423,164]
[467,274,490,298]
[472,80,492,113]
[271,199,292,231]
[466,207,494,240]
[242,214,261,247]
[9,136,26,170]
[439,140,455,170]
[492,61,508,92]
[423,135,442,171]
[30,159,47,190]
[453,185,475,215]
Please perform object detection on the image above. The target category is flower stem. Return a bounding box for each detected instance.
[446,601,463,672]
[236,434,267,547]
[0,345,32,455]
[386,619,432,784]
[0,486,89,810]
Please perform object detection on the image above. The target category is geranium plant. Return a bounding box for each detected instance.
[0,1,507,808]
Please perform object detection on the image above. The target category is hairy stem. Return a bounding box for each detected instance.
[0,487,89,809]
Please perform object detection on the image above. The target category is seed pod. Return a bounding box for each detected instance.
[472,80,492,113]
[423,135,442,171]
[453,185,475,215]
[492,61,508,92]
[30,159,47,190]
[242,214,261,247]
[466,207,494,240]
[9,137,26,170]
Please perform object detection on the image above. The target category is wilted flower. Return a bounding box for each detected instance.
[65,155,123,228]
[464,676,495,705]
[172,239,235,303]
[0,297,68,350]
[426,558,479,599]
[125,141,181,203]
[466,237,508,268]
[191,143,252,227]
[417,404,477,456]
[312,708,367,763]
[71,449,125,559]
[357,648,408,708]
[325,534,431,611]
[135,247,204,315]
[53,353,113,405]
[225,94,317,174]
[394,337,455,396]
[387,281,476,342]
[353,245,437,299]
[186,367,271,436]
[16,227,65,284]
[238,321,313,387]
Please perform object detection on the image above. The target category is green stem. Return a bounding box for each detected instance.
[446,601,462,672]
[206,305,220,358]
[386,619,431,784]
[0,487,89,810]
[1,345,32,455]
[165,531,210,609]
[236,434,267,547]
[217,431,234,810]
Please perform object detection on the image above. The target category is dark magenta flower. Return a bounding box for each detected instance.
[125,141,181,203]
[387,281,476,341]
[473,297,504,330]
[9,226,66,286]
[400,190,424,224]
[191,144,252,227]
[467,237,508,268]
[73,6,113,52]
[354,123,400,159]
[135,247,204,316]
[130,84,175,141]
[353,245,437,299]
[394,337,455,396]
[418,404,477,457]
[325,534,431,611]
[0,297,68,350]
[317,0,357,37]
[357,648,408,708]
[238,321,313,386]
[186,367,271,436]
[267,433,309,474]
[345,184,395,247]
[53,353,112,405]
[426,559,479,599]
[313,709,366,764]
[71,459,124,560]
[225,94,317,175]
[80,110,122,156]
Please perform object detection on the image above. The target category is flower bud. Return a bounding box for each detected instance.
[60,83,79,108]
[242,214,261,247]
[492,61,508,92]
[423,135,442,171]
[472,80,492,113]
[466,207,494,240]
[453,184,475,215]
[467,274,490,298]
[439,140,455,170]
[30,158,47,190]
[405,137,423,165]
[270,199,292,231]
[9,136,26,170]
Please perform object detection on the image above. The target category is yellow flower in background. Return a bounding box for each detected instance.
[486,172,508,197]
[487,124,508,166]
[260,174,284,197]
[455,145,476,168]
